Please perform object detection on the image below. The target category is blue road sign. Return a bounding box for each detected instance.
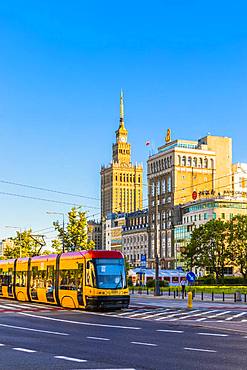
[140,254,146,268]
[186,271,196,283]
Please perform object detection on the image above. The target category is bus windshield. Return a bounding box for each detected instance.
[93,258,126,289]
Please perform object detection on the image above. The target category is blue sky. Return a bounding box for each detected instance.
[0,1,247,241]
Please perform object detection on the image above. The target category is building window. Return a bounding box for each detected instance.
[182,156,186,166]
[204,213,208,220]
[199,158,203,168]
[161,178,166,193]
[178,155,181,166]
[193,157,197,167]
[210,159,214,169]
[204,158,208,168]
[167,176,171,192]
[221,213,225,219]
[213,212,216,220]
[188,157,192,167]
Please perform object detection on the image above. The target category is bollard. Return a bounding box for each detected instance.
[201,291,203,301]
[212,292,214,301]
[174,290,176,299]
[169,288,171,296]
[187,291,193,309]
[235,291,242,302]
[223,292,225,302]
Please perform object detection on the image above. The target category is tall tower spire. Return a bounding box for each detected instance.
[120,89,124,128]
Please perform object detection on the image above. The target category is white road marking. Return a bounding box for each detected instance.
[184,347,217,353]
[155,310,184,321]
[87,336,110,341]
[18,312,141,330]
[141,309,175,319]
[197,311,231,321]
[157,310,200,321]
[0,323,69,336]
[128,310,158,318]
[0,304,17,310]
[157,329,184,333]
[55,356,87,363]
[225,312,247,321]
[0,344,5,346]
[6,303,35,310]
[173,310,219,321]
[197,332,228,337]
[117,310,143,316]
[5,303,50,310]
[131,341,157,347]
[13,348,37,353]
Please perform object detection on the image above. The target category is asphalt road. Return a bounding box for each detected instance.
[0,298,247,370]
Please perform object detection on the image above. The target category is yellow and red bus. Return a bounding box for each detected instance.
[0,250,129,310]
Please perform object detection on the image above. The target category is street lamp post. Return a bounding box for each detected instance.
[46,212,65,253]
[5,226,22,258]
[154,184,160,296]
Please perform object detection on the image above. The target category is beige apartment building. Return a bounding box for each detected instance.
[147,132,232,268]
[101,91,143,221]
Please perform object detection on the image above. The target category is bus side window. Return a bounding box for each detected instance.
[16,271,27,287]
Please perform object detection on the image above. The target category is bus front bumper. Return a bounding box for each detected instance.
[85,295,130,310]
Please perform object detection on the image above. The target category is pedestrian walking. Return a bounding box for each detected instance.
[181,279,186,299]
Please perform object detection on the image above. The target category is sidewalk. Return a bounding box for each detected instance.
[130,293,247,310]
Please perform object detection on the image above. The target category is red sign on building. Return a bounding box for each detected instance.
[192,191,197,200]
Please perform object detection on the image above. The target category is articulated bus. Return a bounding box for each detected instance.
[0,250,130,310]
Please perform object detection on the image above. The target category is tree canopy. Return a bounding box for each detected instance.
[52,207,95,253]
[182,216,247,281]
[3,229,47,259]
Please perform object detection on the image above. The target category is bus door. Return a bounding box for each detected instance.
[77,263,84,307]
[30,266,39,300]
[0,269,3,296]
[46,265,55,303]
[15,259,29,302]
[7,268,13,297]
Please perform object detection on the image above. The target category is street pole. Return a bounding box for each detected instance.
[19,229,22,258]
[154,183,160,296]
[46,211,65,253]
[62,213,65,253]
[5,226,22,258]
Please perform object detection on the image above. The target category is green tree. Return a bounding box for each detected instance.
[183,220,230,283]
[229,215,247,279]
[53,207,95,252]
[3,229,46,259]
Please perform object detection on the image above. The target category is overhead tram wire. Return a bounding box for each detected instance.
[0,191,100,209]
[0,179,100,201]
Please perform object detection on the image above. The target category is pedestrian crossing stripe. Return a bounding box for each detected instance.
[0,302,63,313]
[87,307,247,323]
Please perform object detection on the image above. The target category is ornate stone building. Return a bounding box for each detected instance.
[147,133,232,269]
[101,91,143,221]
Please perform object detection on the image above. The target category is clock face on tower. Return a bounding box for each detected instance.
[120,136,126,143]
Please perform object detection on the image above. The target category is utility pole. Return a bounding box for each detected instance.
[5,226,22,258]
[154,182,160,296]
[46,211,65,253]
